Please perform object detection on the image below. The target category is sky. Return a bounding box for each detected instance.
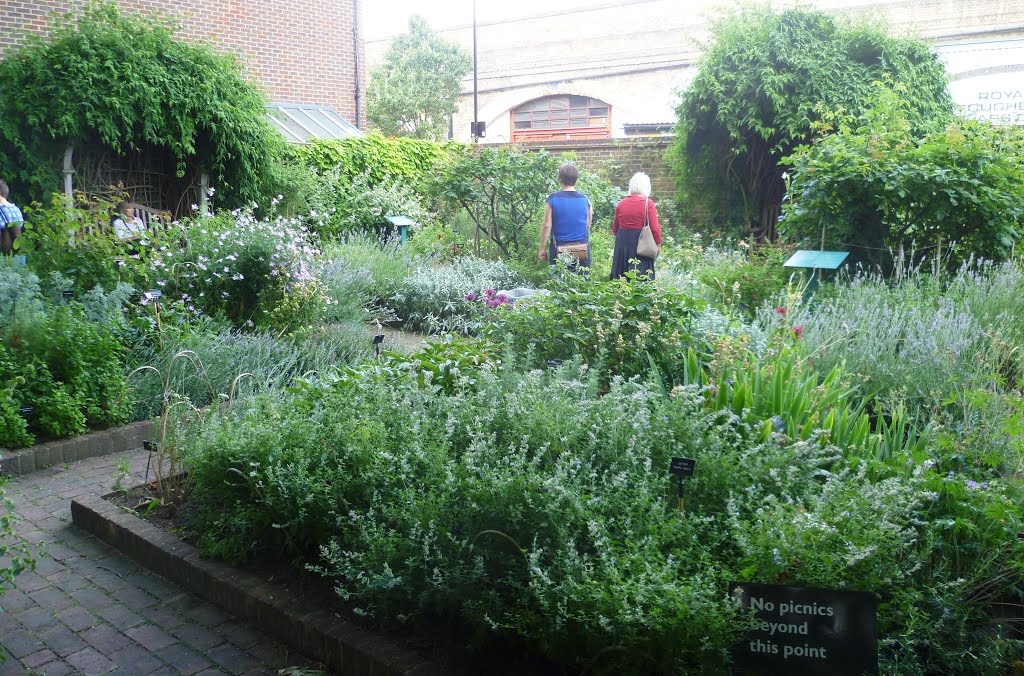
[361,0,629,41]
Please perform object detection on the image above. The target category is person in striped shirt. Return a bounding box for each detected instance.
[0,179,25,256]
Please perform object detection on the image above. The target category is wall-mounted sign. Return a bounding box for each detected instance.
[729,582,877,675]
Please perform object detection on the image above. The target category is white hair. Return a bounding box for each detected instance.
[627,172,652,198]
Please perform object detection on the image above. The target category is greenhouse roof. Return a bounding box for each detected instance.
[266,104,363,144]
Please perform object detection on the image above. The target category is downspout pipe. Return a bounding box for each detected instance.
[354,0,362,129]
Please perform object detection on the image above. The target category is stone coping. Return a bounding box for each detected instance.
[71,491,441,676]
[0,419,154,476]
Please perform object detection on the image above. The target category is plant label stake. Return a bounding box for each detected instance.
[373,333,385,359]
[143,291,164,350]
[669,457,696,514]
[143,439,159,486]
[61,290,74,303]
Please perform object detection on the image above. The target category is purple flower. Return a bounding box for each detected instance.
[496,294,510,303]
[486,298,501,308]
[966,480,979,490]
[484,288,496,298]
[464,292,478,301]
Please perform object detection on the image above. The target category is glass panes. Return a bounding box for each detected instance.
[512,96,611,134]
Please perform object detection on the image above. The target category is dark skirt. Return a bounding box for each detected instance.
[610,228,655,280]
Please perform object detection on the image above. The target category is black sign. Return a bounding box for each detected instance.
[143,440,158,452]
[373,334,386,345]
[456,243,465,249]
[729,582,877,675]
[61,291,74,300]
[669,457,696,477]
[18,406,34,418]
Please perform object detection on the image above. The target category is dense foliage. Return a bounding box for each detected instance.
[670,6,953,232]
[780,90,1024,266]
[0,2,281,208]
[0,260,132,448]
[291,134,461,193]
[366,16,472,140]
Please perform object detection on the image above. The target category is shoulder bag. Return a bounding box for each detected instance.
[636,198,659,260]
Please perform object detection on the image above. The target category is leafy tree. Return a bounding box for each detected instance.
[432,147,559,257]
[669,6,953,235]
[0,2,281,209]
[780,86,1024,268]
[367,16,472,141]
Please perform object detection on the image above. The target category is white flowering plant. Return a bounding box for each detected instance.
[156,207,330,331]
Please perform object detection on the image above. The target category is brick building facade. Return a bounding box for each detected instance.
[0,0,365,127]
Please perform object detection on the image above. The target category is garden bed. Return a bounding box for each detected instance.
[71,483,442,676]
[72,478,567,676]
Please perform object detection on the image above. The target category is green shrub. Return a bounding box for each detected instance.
[781,90,1024,267]
[695,243,796,313]
[483,273,707,382]
[0,295,131,447]
[156,209,327,331]
[19,192,171,294]
[291,134,461,194]
[319,235,411,321]
[178,358,1024,674]
[0,1,280,208]
[305,169,432,241]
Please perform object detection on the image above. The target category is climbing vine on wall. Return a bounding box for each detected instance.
[0,2,281,208]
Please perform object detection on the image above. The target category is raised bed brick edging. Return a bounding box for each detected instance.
[0,419,154,476]
[71,493,441,676]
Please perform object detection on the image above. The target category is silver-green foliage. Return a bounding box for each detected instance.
[769,262,1024,419]
[393,257,523,334]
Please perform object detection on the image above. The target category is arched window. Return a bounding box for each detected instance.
[511,95,611,142]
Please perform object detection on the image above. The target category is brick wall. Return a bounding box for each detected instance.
[515,138,675,196]
[0,0,364,125]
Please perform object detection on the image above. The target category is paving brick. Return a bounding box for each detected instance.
[125,623,178,652]
[109,642,165,674]
[38,622,89,657]
[28,586,75,611]
[13,605,61,632]
[81,623,134,657]
[21,647,58,668]
[34,660,76,676]
[66,646,118,674]
[95,603,146,630]
[206,642,259,674]
[1,628,44,659]
[138,604,188,631]
[0,587,34,612]
[69,585,116,609]
[172,621,226,651]
[154,643,215,675]
[56,605,98,632]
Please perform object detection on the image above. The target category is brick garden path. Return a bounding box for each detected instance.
[1,448,325,675]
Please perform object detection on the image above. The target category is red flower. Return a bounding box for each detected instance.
[792,326,804,340]
[774,306,788,316]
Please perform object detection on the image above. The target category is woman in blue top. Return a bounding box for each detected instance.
[538,163,592,273]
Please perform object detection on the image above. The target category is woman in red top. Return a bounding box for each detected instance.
[610,172,662,280]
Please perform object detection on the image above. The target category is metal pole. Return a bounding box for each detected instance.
[472,0,479,141]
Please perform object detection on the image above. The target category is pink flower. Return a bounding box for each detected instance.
[792,326,804,340]
[484,288,496,298]
[464,292,478,301]
[774,306,788,316]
